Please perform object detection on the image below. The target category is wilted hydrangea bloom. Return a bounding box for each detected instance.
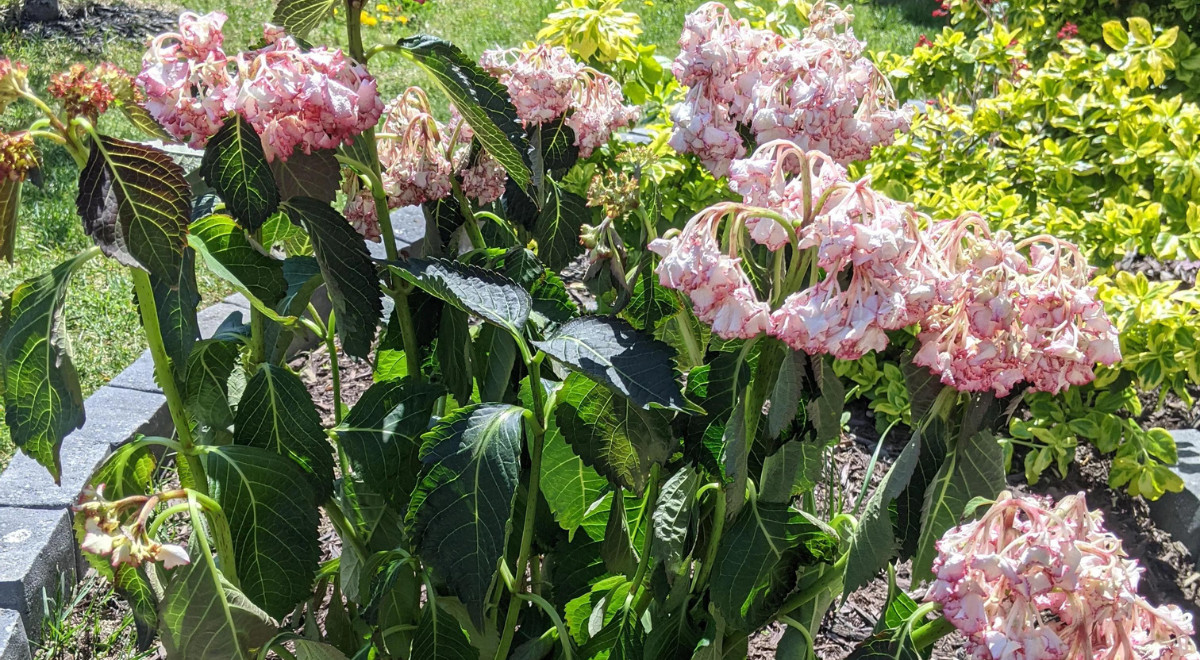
[480,44,638,156]
[341,176,382,243]
[377,88,455,208]
[137,12,383,159]
[0,131,38,181]
[74,485,190,570]
[48,62,132,119]
[459,150,508,205]
[669,1,910,175]
[929,491,1199,660]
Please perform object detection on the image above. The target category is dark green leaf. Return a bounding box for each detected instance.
[407,403,525,626]
[278,256,323,318]
[844,436,922,592]
[502,178,540,231]
[536,316,685,410]
[601,489,637,576]
[190,214,287,307]
[0,179,20,262]
[77,135,190,280]
[207,445,322,619]
[625,266,677,334]
[474,324,517,402]
[117,102,173,142]
[339,378,443,505]
[436,307,473,402]
[148,246,200,388]
[467,247,576,329]
[0,250,91,480]
[396,36,532,189]
[555,372,674,494]
[534,115,578,177]
[539,412,606,538]
[184,338,240,437]
[807,356,843,445]
[895,420,948,561]
[91,440,157,500]
[233,364,335,500]
[411,606,476,660]
[533,180,590,272]
[282,197,382,359]
[114,565,158,652]
[272,0,339,37]
[652,465,698,575]
[270,149,340,204]
[200,115,280,231]
[390,257,531,337]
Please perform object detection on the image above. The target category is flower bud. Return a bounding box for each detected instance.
[0,59,29,113]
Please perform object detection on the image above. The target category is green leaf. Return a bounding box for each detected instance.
[190,214,287,307]
[273,0,339,37]
[533,180,590,272]
[184,338,240,437]
[159,508,276,660]
[207,445,322,619]
[396,35,532,189]
[912,431,1006,582]
[711,502,837,630]
[149,246,200,387]
[0,250,92,480]
[536,316,686,410]
[844,436,923,593]
[91,442,158,499]
[466,247,576,329]
[0,178,20,262]
[282,197,382,359]
[114,564,158,652]
[652,465,698,575]
[601,489,637,575]
[293,639,351,660]
[539,412,607,538]
[437,307,474,402]
[474,324,517,402]
[533,115,579,178]
[625,265,677,333]
[200,115,280,231]
[339,378,443,505]
[555,372,674,494]
[234,364,335,500]
[117,102,173,142]
[77,135,190,280]
[270,149,340,204]
[807,356,843,445]
[390,258,532,338]
[411,606,476,660]
[407,403,525,626]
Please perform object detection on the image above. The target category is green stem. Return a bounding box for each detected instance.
[346,0,365,62]
[452,180,487,250]
[393,288,423,382]
[778,553,848,616]
[130,268,206,494]
[674,305,703,366]
[324,309,344,425]
[248,228,268,364]
[628,465,661,599]
[692,486,727,592]
[911,616,956,650]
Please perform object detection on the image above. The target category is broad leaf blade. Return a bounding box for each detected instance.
[844,436,923,593]
[411,606,476,660]
[233,364,335,500]
[339,378,443,505]
[190,214,287,308]
[0,251,92,480]
[207,445,322,619]
[539,413,606,538]
[390,257,531,337]
[536,316,686,410]
[77,135,190,280]
[282,197,382,359]
[149,247,201,388]
[407,403,524,627]
[0,178,20,262]
[184,338,240,437]
[273,0,339,37]
[200,115,280,231]
[533,180,590,272]
[396,35,532,189]
[270,149,340,204]
[652,465,698,575]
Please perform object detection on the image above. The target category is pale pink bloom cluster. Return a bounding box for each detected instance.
[480,44,638,157]
[137,12,383,160]
[341,177,382,242]
[669,1,910,176]
[913,216,1121,396]
[74,485,190,570]
[459,150,508,205]
[928,491,1200,660]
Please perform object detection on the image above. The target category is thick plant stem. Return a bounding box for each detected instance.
[324,309,344,425]
[392,287,423,381]
[248,228,268,364]
[693,487,727,592]
[911,616,956,650]
[628,465,662,616]
[778,553,848,616]
[452,181,487,250]
[130,268,206,494]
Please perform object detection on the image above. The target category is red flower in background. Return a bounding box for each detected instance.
[917,34,934,48]
[1058,22,1079,39]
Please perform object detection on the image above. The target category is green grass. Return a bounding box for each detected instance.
[34,571,156,660]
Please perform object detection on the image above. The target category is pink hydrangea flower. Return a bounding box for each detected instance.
[459,150,507,205]
[377,88,455,208]
[669,1,911,174]
[342,177,382,242]
[929,491,1199,660]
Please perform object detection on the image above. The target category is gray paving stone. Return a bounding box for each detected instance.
[198,301,251,339]
[0,387,169,509]
[0,610,29,660]
[1148,429,1200,558]
[105,352,160,393]
[223,293,251,310]
[0,509,73,640]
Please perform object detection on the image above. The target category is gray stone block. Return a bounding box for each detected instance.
[223,293,251,310]
[105,352,159,393]
[0,387,169,509]
[198,301,251,339]
[0,509,74,640]
[0,610,30,660]
[1148,429,1200,559]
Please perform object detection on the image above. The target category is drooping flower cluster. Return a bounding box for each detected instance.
[0,131,38,181]
[74,485,190,570]
[48,62,133,119]
[137,12,383,160]
[914,217,1121,396]
[480,44,638,156]
[652,141,1120,394]
[0,59,29,112]
[928,491,1199,660]
[669,1,911,175]
[377,88,456,209]
[342,175,382,242]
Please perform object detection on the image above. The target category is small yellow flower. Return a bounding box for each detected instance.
[360,10,378,26]
[376,3,389,11]
[398,14,410,24]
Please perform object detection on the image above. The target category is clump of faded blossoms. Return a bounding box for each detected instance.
[650,140,1120,396]
[929,492,1199,660]
[74,485,190,570]
[669,1,910,175]
[137,12,383,161]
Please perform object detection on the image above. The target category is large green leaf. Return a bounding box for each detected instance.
[149,247,200,387]
[396,35,532,189]
[158,504,276,660]
[652,465,698,575]
[282,197,382,359]
[184,338,240,438]
[532,115,578,178]
[270,149,340,204]
[555,372,674,494]
[474,324,517,402]
[843,436,923,593]
[390,258,531,337]
[0,178,20,262]
[207,445,322,619]
[200,115,280,231]
[406,403,524,626]
[190,214,287,308]
[272,0,339,37]
[411,606,476,660]
[436,307,473,402]
[77,135,190,280]
[533,180,590,272]
[535,316,686,410]
[0,250,92,480]
[710,502,837,630]
[338,378,443,505]
[539,413,606,538]
[912,430,1005,582]
[233,364,335,500]
[466,247,576,330]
